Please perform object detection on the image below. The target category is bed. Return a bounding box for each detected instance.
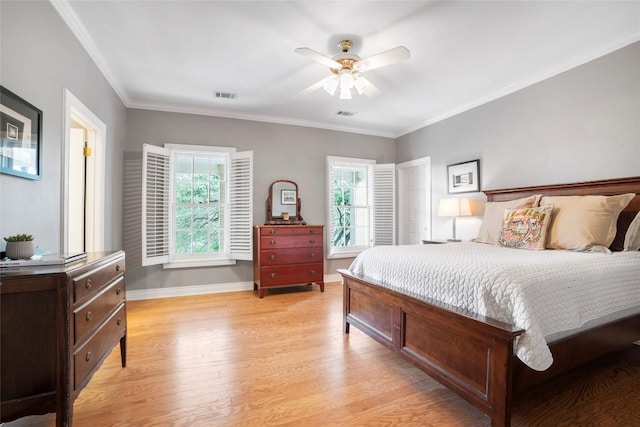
[339,176,640,427]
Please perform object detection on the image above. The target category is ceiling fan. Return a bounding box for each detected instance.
[295,40,410,99]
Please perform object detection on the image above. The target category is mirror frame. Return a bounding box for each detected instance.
[265,179,306,225]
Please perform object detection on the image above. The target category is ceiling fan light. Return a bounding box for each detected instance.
[339,71,354,89]
[354,75,369,95]
[323,76,338,96]
[339,87,352,100]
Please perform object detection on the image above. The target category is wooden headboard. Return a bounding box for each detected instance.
[484,176,640,212]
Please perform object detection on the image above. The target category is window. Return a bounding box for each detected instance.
[142,144,253,268]
[326,156,396,258]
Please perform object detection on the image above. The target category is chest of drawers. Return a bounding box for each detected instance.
[1,251,126,426]
[253,225,324,298]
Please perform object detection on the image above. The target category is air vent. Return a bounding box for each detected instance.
[214,91,238,100]
[336,111,356,117]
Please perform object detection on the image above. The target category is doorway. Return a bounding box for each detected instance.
[397,157,431,245]
[63,89,106,254]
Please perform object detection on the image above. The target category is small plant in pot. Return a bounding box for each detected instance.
[4,234,35,259]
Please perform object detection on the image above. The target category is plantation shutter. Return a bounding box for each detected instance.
[372,163,396,246]
[141,144,170,266]
[229,151,253,260]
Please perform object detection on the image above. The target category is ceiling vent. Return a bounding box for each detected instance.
[336,111,356,117]
[214,91,238,100]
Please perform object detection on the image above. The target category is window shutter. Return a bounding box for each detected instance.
[142,144,170,266]
[372,163,396,246]
[229,151,253,260]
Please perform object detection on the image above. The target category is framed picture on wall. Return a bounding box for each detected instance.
[281,189,297,205]
[447,159,480,194]
[0,86,43,180]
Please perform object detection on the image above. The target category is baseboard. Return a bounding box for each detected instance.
[127,274,342,301]
[126,281,255,301]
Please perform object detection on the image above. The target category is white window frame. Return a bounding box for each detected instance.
[142,143,253,268]
[326,156,396,259]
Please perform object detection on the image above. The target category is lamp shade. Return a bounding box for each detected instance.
[438,197,472,217]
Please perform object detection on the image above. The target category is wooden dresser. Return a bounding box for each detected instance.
[0,251,126,426]
[253,225,324,298]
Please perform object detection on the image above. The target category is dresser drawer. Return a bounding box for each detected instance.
[74,276,125,344]
[73,256,125,303]
[260,248,321,265]
[260,262,323,286]
[260,234,322,249]
[74,304,126,390]
[260,226,323,236]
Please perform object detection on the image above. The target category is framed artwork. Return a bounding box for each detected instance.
[0,86,42,180]
[447,159,480,194]
[281,189,296,205]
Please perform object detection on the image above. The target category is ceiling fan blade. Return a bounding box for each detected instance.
[363,80,381,98]
[357,46,410,72]
[298,78,326,96]
[295,47,341,69]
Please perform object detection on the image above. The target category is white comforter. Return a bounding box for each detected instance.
[348,242,640,371]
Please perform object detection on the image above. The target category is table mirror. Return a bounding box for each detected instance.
[265,179,306,225]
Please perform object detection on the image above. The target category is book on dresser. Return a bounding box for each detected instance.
[253,225,325,298]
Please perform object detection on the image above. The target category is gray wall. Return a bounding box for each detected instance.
[0,1,127,252]
[397,42,640,241]
[124,109,395,291]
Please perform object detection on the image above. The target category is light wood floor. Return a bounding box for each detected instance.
[6,282,640,426]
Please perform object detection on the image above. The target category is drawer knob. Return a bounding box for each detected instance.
[269,229,276,235]
[117,318,122,326]
[309,253,316,258]
[116,287,121,295]
[309,239,315,244]
[116,264,121,272]
[269,255,276,261]
[85,279,93,290]
[269,240,276,245]
[309,229,315,234]
[86,311,93,322]
[310,270,316,275]
[270,273,276,279]
[86,351,92,362]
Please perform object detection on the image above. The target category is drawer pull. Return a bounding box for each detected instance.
[270,273,276,279]
[309,239,315,244]
[269,255,276,261]
[269,240,276,245]
[86,311,93,322]
[309,253,316,258]
[269,229,276,235]
[117,318,122,326]
[310,270,316,275]
[309,229,315,234]
[85,279,92,290]
[116,264,121,272]
[116,287,121,295]
[86,351,92,362]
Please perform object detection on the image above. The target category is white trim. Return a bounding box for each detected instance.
[126,274,341,301]
[62,89,106,253]
[163,259,236,269]
[126,281,255,301]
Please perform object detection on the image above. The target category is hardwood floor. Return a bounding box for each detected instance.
[5,282,640,426]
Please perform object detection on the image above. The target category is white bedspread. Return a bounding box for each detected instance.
[348,242,640,371]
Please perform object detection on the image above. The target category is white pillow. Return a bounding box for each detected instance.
[624,211,640,251]
[475,195,541,244]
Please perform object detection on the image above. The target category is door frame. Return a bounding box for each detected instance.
[62,89,106,253]
[397,157,431,245]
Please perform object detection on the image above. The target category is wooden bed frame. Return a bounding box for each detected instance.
[339,176,640,427]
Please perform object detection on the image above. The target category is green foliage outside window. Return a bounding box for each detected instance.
[174,155,225,254]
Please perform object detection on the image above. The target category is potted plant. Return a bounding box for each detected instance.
[4,234,35,259]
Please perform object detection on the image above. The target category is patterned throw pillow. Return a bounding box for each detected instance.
[498,205,554,250]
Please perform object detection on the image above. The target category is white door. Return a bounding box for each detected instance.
[397,157,431,245]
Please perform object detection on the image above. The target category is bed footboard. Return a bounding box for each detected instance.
[340,269,524,427]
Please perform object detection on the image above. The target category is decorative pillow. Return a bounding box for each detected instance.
[475,195,541,244]
[540,193,635,251]
[498,205,553,250]
[623,211,640,251]
[609,211,638,251]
